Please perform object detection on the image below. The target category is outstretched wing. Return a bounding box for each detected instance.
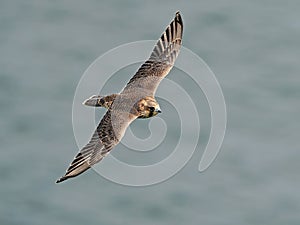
[121,11,183,97]
[56,110,137,183]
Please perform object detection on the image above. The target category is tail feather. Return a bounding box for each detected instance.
[83,95,104,107]
[83,94,118,108]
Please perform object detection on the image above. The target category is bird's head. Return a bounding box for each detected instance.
[137,96,161,118]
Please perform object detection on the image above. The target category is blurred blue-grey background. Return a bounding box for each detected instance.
[1,0,299,224]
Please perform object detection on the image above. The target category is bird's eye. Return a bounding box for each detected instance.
[149,107,155,112]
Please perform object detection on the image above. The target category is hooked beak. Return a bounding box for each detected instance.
[155,108,162,113]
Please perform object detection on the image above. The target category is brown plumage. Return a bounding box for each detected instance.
[56,11,183,183]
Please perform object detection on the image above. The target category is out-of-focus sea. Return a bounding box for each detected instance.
[1,1,299,224]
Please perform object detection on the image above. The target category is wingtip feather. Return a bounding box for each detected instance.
[56,176,69,183]
[175,11,183,26]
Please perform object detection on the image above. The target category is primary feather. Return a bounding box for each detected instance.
[56,12,183,183]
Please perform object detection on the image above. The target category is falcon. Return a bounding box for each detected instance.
[56,11,183,183]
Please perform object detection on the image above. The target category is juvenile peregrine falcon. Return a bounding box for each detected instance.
[56,11,183,183]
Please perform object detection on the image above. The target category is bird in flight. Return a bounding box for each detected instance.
[56,11,183,183]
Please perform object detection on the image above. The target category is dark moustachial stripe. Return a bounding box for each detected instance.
[149,111,153,117]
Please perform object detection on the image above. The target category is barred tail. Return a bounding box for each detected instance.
[83,94,118,108]
[83,95,104,107]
